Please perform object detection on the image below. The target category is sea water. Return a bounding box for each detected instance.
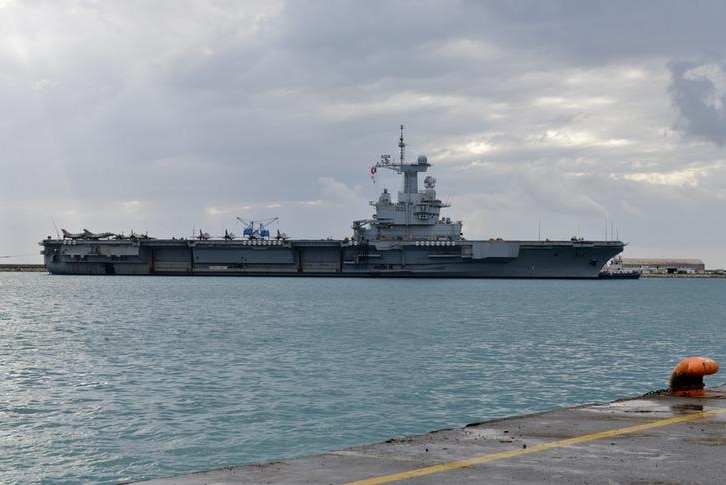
[1,273,724,484]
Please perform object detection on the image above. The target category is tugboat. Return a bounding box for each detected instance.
[598,256,641,279]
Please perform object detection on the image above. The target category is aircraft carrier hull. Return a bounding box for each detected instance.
[40,238,624,278]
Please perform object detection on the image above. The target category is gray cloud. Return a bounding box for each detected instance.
[668,60,726,145]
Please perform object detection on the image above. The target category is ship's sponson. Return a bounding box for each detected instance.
[40,237,624,278]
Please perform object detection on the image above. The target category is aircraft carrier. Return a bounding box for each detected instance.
[40,128,624,278]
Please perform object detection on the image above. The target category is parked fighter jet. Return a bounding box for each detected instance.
[197,229,210,240]
[82,229,116,239]
[129,230,152,240]
[61,229,85,239]
[223,229,236,240]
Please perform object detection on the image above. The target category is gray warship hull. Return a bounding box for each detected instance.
[41,128,626,277]
[41,238,624,278]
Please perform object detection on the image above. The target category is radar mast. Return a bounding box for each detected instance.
[398,124,405,164]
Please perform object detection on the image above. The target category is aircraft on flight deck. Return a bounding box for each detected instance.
[82,229,116,239]
[61,229,85,239]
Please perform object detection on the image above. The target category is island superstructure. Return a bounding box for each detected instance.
[40,128,624,277]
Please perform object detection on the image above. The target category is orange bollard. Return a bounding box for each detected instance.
[669,357,720,397]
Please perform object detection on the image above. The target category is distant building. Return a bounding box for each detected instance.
[621,258,705,274]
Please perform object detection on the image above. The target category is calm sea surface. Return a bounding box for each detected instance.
[1,273,725,484]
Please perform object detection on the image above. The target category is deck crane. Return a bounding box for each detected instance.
[236,217,279,240]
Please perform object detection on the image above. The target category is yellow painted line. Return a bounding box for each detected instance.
[344,407,726,485]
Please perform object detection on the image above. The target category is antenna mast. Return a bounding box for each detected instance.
[538,217,541,241]
[51,218,60,239]
[398,124,405,163]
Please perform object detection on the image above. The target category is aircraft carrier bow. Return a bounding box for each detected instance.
[40,128,624,278]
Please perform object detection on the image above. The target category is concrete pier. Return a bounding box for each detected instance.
[133,384,726,484]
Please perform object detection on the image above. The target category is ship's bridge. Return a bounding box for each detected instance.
[354,127,463,242]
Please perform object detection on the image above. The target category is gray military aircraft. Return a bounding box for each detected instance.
[129,230,152,240]
[61,229,85,239]
[82,229,116,239]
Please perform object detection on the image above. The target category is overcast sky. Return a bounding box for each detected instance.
[2,0,726,267]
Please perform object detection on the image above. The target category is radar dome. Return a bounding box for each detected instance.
[417,155,428,164]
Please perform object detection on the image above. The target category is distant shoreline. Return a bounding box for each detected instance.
[1,263,725,277]
[0,264,47,272]
[641,272,726,279]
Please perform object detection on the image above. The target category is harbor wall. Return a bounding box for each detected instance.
[0,264,46,272]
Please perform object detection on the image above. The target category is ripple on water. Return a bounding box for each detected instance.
[1,273,725,483]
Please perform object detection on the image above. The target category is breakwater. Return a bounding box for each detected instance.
[642,272,726,278]
[0,264,46,272]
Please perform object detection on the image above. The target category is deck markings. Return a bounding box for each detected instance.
[344,407,726,485]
